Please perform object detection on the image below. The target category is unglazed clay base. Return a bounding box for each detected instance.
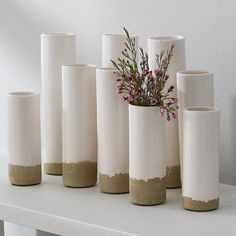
[99,173,129,194]
[129,176,166,205]
[9,164,41,186]
[183,196,219,211]
[44,163,62,175]
[166,165,181,188]
[63,161,97,187]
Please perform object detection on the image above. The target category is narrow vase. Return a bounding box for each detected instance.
[177,70,214,181]
[182,107,220,211]
[129,105,166,205]
[41,33,76,175]
[96,68,129,193]
[62,64,97,187]
[147,36,186,188]
[8,92,41,186]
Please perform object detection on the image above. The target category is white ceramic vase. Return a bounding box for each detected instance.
[62,64,97,187]
[102,34,138,67]
[96,68,129,193]
[129,105,166,205]
[182,107,220,211]
[8,92,41,186]
[147,36,186,188]
[177,71,214,181]
[41,33,76,175]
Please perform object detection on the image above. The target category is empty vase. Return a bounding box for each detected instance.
[8,92,41,186]
[96,68,129,193]
[147,36,186,188]
[41,33,76,175]
[182,107,220,211]
[62,64,97,187]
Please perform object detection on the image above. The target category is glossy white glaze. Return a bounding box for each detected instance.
[129,105,166,180]
[8,92,41,166]
[147,36,186,169]
[102,34,138,68]
[96,68,129,176]
[41,33,76,164]
[182,107,220,201]
[62,64,97,163]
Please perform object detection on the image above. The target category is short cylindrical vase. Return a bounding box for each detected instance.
[62,64,97,187]
[129,105,166,205]
[182,107,220,211]
[96,68,129,193]
[8,92,41,186]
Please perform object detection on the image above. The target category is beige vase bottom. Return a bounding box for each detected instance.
[129,176,166,205]
[9,164,41,186]
[99,173,129,193]
[63,161,97,187]
[166,165,181,188]
[183,196,219,211]
[44,163,62,175]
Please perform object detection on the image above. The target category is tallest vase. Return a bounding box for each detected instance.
[41,33,76,175]
[147,36,186,188]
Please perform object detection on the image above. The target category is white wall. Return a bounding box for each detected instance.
[0,0,236,190]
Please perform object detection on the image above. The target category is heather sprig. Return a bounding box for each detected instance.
[111,27,178,121]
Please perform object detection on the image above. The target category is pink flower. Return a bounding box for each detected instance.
[172,113,177,119]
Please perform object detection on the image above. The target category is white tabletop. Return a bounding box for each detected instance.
[0,153,236,236]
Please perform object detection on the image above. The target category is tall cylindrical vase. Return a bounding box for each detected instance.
[177,71,214,181]
[8,92,41,186]
[102,34,138,67]
[62,64,97,187]
[182,107,220,211]
[41,33,76,175]
[96,68,129,193]
[147,36,186,188]
[129,105,166,205]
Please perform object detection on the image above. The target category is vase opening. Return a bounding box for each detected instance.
[63,64,97,69]
[177,70,212,76]
[8,92,35,97]
[149,35,184,41]
[103,34,138,38]
[186,107,216,112]
[41,33,75,37]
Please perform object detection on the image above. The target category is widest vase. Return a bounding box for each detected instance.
[41,33,76,175]
[62,64,97,187]
[129,105,166,205]
[8,92,41,186]
[102,34,138,68]
[147,36,186,188]
[177,70,214,181]
[182,107,220,211]
[96,68,129,193]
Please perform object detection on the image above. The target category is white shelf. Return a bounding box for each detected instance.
[1,153,236,236]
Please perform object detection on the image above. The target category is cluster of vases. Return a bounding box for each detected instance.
[7,32,220,212]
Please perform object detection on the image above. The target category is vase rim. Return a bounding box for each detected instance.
[63,64,97,69]
[177,70,213,76]
[185,106,218,113]
[97,67,117,71]
[8,92,38,97]
[129,104,160,109]
[41,32,75,37]
[103,34,138,38]
[148,35,184,41]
